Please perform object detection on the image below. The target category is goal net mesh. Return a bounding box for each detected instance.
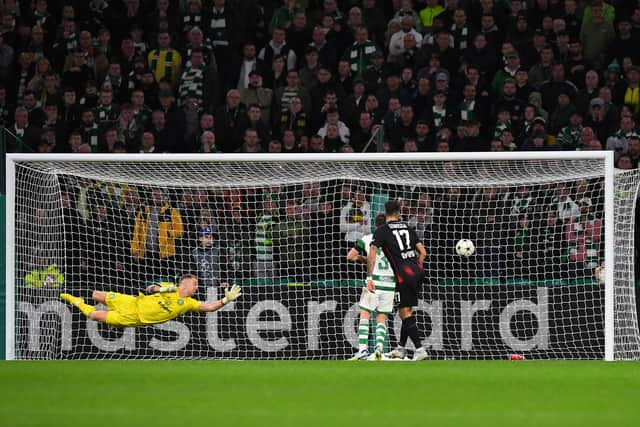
[9,157,640,360]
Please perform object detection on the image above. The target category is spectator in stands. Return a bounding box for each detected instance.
[606,122,633,167]
[147,31,182,86]
[420,0,445,33]
[96,86,120,128]
[350,111,376,152]
[286,11,311,62]
[138,131,158,153]
[178,48,219,113]
[215,89,247,152]
[100,127,120,153]
[580,4,614,70]
[278,96,307,140]
[61,48,95,97]
[149,109,179,152]
[0,0,636,160]
[280,130,299,152]
[182,2,205,39]
[131,186,184,280]
[607,18,639,67]
[347,26,378,79]
[274,68,311,122]
[197,130,219,153]
[616,154,634,169]
[389,15,423,60]
[254,193,278,279]
[540,63,578,113]
[533,208,567,280]
[103,61,128,103]
[236,128,263,153]
[463,33,499,81]
[557,111,584,150]
[309,24,338,73]
[528,45,555,90]
[22,90,45,128]
[191,226,228,288]
[240,71,273,123]
[78,108,100,152]
[550,91,576,134]
[584,97,614,143]
[310,66,345,112]
[387,104,415,149]
[574,70,600,115]
[6,106,39,152]
[566,197,603,277]
[268,139,282,153]
[299,47,320,89]
[553,182,581,223]
[424,90,452,133]
[613,66,640,115]
[244,103,271,147]
[274,199,307,281]
[492,52,521,98]
[626,135,640,167]
[207,0,238,91]
[259,26,297,71]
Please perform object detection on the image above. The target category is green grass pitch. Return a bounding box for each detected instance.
[0,360,639,427]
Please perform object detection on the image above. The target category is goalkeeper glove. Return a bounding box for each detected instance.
[222,284,242,305]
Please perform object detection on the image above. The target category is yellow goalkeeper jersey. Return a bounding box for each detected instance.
[136,291,201,325]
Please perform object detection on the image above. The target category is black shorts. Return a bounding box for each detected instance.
[396,268,425,308]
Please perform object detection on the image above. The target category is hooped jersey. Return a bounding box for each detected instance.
[356,234,395,284]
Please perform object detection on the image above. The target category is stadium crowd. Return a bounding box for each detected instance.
[0,0,638,167]
[20,175,605,289]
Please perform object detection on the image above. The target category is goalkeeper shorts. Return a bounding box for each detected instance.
[359,281,395,314]
[104,292,141,327]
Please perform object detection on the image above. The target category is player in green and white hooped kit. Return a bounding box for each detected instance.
[347,214,395,361]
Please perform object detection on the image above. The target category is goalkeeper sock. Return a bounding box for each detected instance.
[358,319,369,352]
[375,322,387,349]
[402,316,422,349]
[77,302,96,318]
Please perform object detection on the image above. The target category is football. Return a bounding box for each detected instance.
[456,239,475,257]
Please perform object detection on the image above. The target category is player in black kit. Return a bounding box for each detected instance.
[367,200,428,361]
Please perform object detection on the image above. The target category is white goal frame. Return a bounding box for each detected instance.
[4,151,620,360]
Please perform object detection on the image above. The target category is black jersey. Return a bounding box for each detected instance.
[371,220,423,285]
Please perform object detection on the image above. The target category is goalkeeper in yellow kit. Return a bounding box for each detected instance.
[59,274,242,327]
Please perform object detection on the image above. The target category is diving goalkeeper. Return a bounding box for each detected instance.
[60,274,241,327]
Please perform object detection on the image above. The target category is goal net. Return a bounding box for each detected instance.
[6,153,640,360]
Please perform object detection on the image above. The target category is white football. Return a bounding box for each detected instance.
[456,239,475,257]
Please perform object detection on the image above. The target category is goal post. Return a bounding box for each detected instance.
[5,157,15,361]
[5,152,640,360]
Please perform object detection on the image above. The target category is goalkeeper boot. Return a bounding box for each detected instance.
[348,349,369,361]
[60,293,84,307]
[385,346,406,359]
[412,347,430,361]
[374,346,383,361]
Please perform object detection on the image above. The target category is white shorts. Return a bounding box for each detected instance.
[358,281,395,314]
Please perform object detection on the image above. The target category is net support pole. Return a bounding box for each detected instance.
[5,157,15,360]
[604,151,615,361]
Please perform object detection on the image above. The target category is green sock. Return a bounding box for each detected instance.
[358,319,369,352]
[375,323,387,350]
